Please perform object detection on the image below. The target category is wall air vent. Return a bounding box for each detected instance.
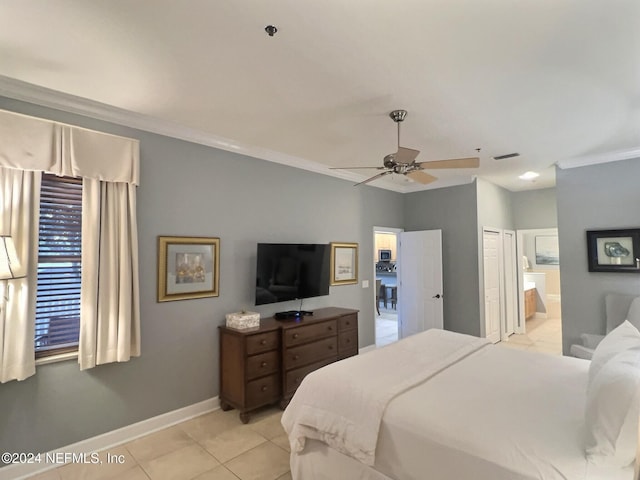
[493,153,520,160]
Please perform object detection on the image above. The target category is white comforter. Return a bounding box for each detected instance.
[281,328,490,466]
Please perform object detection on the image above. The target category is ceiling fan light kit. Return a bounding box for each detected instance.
[331,109,480,186]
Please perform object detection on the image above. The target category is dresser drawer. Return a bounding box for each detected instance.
[284,358,334,394]
[338,328,358,354]
[246,331,279,355]
[284,320,337,347]
[246,350,279,381]
[246,374,280,406]
[338,314,357,332]
[284,337,337,369]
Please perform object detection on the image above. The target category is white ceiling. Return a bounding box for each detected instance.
[1,1,639,193]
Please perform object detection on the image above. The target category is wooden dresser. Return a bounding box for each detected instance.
[280,307,359,408]
[218,307,358,422]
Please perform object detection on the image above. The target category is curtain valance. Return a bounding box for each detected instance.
[0,109,139,185]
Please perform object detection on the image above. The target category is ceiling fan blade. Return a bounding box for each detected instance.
[329,166,386,170]
[418,157,480,169]
[354,170,393,186]
[394,147,420,164]
[406,170,438,184]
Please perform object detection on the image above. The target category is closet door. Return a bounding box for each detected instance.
[483,228,502,343]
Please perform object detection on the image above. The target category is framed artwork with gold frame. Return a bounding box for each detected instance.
[158,236,220,302]
[330,242,358,286]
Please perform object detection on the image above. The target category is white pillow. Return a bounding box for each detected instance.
[589,320,640,387]
[585,347,640,467]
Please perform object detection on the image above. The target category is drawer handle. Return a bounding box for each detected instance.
[328,326,333,331]
[328,345,334,350]
[293,354,299,360]
[293,333,299,339]
[261,361,267,367]
[346,339,351,343]
[261,385,267,392]
[260,339,267,345]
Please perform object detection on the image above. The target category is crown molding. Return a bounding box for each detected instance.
[0,76,422,192]
[557,147,640,169]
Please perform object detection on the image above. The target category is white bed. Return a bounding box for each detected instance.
[282,329,635,480]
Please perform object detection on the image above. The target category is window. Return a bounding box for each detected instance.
[34,174,82,358]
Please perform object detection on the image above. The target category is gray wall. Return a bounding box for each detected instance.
[557,159,640,354]
[403,181,481,336]
[476,178,515,232]
[511,187,557,230]
[0,98,404,456]
[476,178,515,337]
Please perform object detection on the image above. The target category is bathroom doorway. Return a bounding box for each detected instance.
[511,228,563,355]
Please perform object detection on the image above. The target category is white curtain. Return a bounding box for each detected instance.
[0,109,139,185]
[0,108,140,375]
[0,167,40,383]
[79,178,140,370]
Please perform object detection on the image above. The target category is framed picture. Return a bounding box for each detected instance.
[535,235,559,265]
[158,236,220,301]
[330,242,358,286]
[586,229,640,273]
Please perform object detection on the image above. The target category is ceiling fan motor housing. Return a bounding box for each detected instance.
[389,110,407,122]
[383,154,396,169]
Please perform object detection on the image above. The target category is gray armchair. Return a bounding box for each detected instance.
[570,293,640,359]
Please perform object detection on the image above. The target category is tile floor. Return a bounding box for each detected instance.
[26,407,291,480]
[376,307,563,355]
[498,315,563,355]
[376,307,398,347]
[499,296,563,355]
[25,309,562,480]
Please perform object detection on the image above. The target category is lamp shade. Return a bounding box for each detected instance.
[0,235,23,280]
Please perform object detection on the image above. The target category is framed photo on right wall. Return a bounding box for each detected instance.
[586,228,640,273]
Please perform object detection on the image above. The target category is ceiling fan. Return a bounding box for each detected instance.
[332,110,480,186]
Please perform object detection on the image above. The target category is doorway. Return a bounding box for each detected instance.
[373,227,444,347]
[374,227,401,347]
[511,228,563,355]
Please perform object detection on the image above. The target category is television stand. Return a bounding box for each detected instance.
[274,310,313,320]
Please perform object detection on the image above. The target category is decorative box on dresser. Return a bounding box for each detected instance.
[218,307,359,422]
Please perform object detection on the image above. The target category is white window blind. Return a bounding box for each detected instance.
[34,174,82,357]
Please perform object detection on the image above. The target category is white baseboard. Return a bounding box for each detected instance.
[0,396,220,480]
[359,344,377,354]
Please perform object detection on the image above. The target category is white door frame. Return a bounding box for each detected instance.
[373,226,404,344]
[515,227,560,334]
[515,230,526,334]
[503,229,517,340]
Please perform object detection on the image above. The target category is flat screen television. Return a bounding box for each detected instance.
[255,243,330,306]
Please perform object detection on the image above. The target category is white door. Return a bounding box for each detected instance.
[503,230,517,339]
[398,230,443,338]
[483,229,502,343]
